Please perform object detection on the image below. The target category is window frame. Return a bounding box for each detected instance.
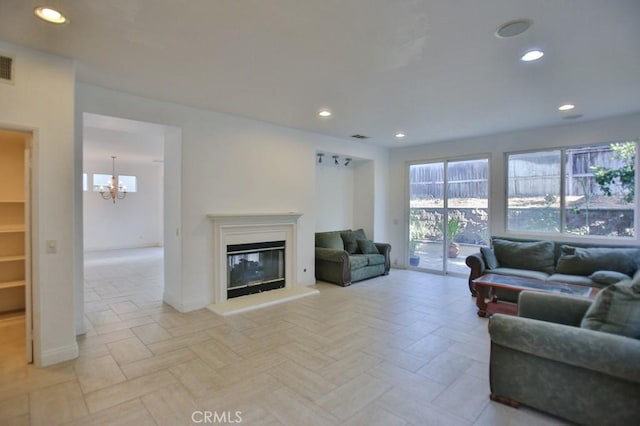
[407,154,490,275]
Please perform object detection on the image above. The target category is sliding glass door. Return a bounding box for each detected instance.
[409,158,489,274]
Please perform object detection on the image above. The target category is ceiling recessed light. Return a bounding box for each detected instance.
[558,104,576,111]
[318,109,332,118]
[521,49,544,62]
[395,133,406,139]
[496,19,532,38]
[34,6,67,24]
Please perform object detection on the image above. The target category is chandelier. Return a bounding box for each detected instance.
[99,156,127,204]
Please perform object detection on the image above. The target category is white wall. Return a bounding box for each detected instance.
[315,160,355,232]
[0,40,77,366]
[76,83,390,313]
[388,113,640,267]
[83,159,163,251]
[315,158,377,238]
[353,161,375,239]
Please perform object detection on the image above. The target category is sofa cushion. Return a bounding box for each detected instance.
[340,230,359,254]
[357,239,379,254]
[581,279,640,338]
[481,247,499,269]
[492,238,555,274]
[349,254,368,270]
[556,246,639,276]
[315,232,344,250]
[589,270,632,286]
[365,253,386,266]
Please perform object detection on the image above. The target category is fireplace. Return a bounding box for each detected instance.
[207,213,301,305]
[207,213,318,315]
[227,240,285,299]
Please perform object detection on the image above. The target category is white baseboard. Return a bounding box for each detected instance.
[163,291,208,313]
[40,342,79,367]
[84,243,163,252]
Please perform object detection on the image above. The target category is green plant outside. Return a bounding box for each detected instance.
[437,216,462,244]
[446,217,461,243]
[409,214,427,255]
[590,141,635,203]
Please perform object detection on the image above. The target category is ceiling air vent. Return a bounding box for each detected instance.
[351,134,369,139]
[0,55,14,83]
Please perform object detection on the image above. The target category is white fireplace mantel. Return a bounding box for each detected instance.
[206,212,317,315]
[207,212,303,221]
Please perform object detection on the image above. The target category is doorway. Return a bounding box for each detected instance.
[408,157,489,275]
[0,129,33,365]
[82,114,166,333]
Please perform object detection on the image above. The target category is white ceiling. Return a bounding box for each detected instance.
[1,0,639,148]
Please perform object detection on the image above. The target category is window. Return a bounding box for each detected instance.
[118,175,137,192]
[92,174,137,192]
[507,150,561,232]
[92,174,112,191]
[507,141,636,237]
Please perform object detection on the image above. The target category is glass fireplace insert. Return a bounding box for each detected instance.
[226,240,285,299]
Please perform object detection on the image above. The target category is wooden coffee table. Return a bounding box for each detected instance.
[472,273,599,317]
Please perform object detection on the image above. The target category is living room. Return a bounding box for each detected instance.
[0,1,639,424]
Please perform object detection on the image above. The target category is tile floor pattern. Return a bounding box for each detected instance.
[0,247,571,425]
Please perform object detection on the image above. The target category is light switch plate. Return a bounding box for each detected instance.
[46,240,56,253]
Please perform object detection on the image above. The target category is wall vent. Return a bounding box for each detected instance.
[0,55,14,83]
[351,134,369,139]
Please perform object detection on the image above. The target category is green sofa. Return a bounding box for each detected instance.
[489,290,640,425]
[315,229,391,286]
[465,236,640,298]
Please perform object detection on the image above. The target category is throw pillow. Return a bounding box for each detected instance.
[357,239,379,254]
[340,230,359,254]
[556,246,639,276]
[492,238,555,274]
[589,270,632,286]
[315,232,344,250]
[481,247,499,269]
[353,228,367,241]
[581,279,640,338]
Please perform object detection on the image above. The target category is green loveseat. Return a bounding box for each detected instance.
[315,229,391,286]
[465,236,640,298]
[489,290,640,425]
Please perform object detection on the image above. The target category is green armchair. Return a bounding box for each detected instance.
[488,291,640,425]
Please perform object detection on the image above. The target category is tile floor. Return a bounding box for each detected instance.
[0,247,570,425]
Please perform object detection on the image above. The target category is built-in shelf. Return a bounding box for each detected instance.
[0,309,25,322]
[0,280,25,290]
[0,225,25,233]
[0,255,25,263]
[0,139,27,315]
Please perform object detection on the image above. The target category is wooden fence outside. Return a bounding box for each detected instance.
[410,145,631,199]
